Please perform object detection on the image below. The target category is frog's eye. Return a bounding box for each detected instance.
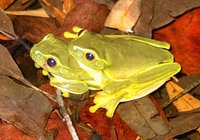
[77,29,85,36]
[86,52,95,61]
[47,58,57,67]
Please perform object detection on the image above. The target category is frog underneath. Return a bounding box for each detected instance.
[30,27,181,117]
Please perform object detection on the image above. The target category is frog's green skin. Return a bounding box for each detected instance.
[30,34,93,94]
[30,28,181,117]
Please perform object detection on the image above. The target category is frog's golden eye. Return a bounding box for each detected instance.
[86,52,95,61]
[47,58,57,67]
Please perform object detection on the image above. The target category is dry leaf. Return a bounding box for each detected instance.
[117,97,169,139]
[40,0,66,25]
[0,45,54,139]
[0,76,53,140]
[0,0,14,10]
[0,123,34,140]
[134,0,200,37]
[63,0,75,14]
[154,8,200,74]
[13,16,57,43]
[166,81,200,111]
[0,8,18,40]
[104,0,141,32]
[177,74,200,96]
[166,81,200,132]
[56,0,110,38]
[21,0,30,4]
[0,33,11,40]
[92,0,115,9]
[80,97,139,139]
[154,113,200,139]
[5,9,49,18]
[6,0,36,11]
[0,44,33,89]
[0,45,23,77]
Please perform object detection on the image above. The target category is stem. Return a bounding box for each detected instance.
[163,80,200,109]
[56,89,79,140]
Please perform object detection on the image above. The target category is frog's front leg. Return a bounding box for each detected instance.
[50,77,89,97]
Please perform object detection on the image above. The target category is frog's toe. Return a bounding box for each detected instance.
[89,91,122,118]
[62,92,69,97]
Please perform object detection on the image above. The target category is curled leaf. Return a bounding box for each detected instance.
[0,8,18,40]
[104,0,141,32]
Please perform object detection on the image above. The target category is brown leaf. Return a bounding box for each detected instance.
[80,97,139,139]
[0,0,14,10]
[5,9,49,18]
[0,76,53,139]
[55,0,110,38]
[117,97,169,139]
[0,44,33,89]
[0,122,34,140]
[40,0,66,25]
[166,81,200,132]
[104,0,141,32]
[0,8,18,40]
[154,113,200,139]
[63,0,75,14]
[46,112,73,140]
[0,44,23,77]
[154,8,200,74]
[166,81,200,111]
[134,0,200,37]
[0,45,53,139]
[13,16,57,43]
[6,0,36,11]
[177,74,200,96]
[0,33,11,40]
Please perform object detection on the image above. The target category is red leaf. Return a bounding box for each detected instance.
[154,8,200,74]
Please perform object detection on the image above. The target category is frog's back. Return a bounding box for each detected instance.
[71,32,173,79]
[98,36,173,79]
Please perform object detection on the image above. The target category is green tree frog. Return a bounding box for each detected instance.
[30,27,181,117]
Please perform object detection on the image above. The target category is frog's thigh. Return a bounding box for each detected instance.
[103,80,131,94]
[122,63,180,101]
[131,63,180,84]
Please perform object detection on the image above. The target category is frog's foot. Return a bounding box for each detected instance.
[62,92,69,97]
[89,91,125,118]
[64,26,85,39]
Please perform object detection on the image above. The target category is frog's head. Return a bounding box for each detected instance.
[65,28,111,71]
[30,34,88,80]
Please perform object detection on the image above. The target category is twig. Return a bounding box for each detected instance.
[56,89,79,140]
[162,80,200,109]
[166,108,200,118]
[16,75,57,102]
[19,39,31,52]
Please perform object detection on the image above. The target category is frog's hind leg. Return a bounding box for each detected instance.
[89,91,127,118]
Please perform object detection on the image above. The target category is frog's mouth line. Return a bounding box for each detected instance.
[33,61,71,83]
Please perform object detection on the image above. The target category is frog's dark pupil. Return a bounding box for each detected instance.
[47,58,57,67]
[86,53,94,61]
[78,29,84,36]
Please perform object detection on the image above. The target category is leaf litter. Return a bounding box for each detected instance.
[0,0,200,139]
